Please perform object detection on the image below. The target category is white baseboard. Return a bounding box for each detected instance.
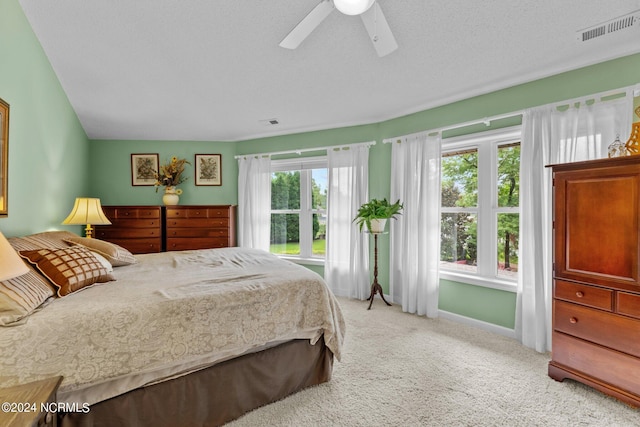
[438,309,517,339]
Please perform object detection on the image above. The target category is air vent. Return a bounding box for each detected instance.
[259,118,280,126]
[577,10,639,41]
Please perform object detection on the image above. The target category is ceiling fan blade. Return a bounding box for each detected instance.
[279,0,334,49]
[360,2,398,57]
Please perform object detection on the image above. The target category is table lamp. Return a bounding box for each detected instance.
[0,230,29,281]
[62,197,111,238]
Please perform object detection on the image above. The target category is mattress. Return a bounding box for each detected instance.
[0,247,345,406]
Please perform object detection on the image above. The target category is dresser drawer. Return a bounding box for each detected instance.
[166,218,230,229]
[166,228,229,238]
[102,238,161,254]
[166,237,230,251]
[166,207,230,219]
[96,227,161,239]
[554,300,640,357]
[554,280,613,311]
[105,207,161,219]
[617,292,640,319]
[552,331,640,398]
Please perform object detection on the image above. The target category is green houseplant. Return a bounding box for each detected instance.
[354,198,403,233]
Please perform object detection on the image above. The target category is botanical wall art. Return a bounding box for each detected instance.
[195,154,222,186]
[131,153,159,186]
[0,97,9,217]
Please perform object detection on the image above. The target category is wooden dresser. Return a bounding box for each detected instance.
[549,156,640,407]
[97,205,236,253]
[165,205,236,251]
[96,206,163,254]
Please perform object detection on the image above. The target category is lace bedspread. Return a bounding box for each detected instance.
[0,248,345,405]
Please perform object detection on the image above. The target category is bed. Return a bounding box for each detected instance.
[0,231,345,426]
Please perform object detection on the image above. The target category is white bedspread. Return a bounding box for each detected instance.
[0,248,345,405]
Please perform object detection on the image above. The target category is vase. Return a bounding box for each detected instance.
[162,187,180,206]
[368,218,387,233]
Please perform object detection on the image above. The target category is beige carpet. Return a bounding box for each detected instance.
[228,297,640,426]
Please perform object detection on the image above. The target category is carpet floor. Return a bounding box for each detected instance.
[228,297,640,426]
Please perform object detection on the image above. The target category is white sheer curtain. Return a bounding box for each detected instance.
[518,91,633,352]
[324,145,370,298]
[237,156,271,251]
[389,132,442,317]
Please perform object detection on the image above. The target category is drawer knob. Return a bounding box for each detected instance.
[576,291,584,298]
[569,317,578,324]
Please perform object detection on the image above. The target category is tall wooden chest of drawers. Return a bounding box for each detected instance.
[95,206,163,254]
[165,205,236,251]
[549,156,640,407]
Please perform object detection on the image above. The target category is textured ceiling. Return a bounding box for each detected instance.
[18,0,640,142]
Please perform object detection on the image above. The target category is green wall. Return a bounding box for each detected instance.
[0,0,89,237]
[235,53,640,328]
[3,0,640,330]
[440,280,516,329]
[89,139,238,206]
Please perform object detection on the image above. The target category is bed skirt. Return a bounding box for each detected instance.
[59,338,333,427]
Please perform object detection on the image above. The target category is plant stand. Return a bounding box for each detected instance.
[367,232,392,310]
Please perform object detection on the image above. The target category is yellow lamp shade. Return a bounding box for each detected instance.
[0,231,29,281]
[62,197,111,238]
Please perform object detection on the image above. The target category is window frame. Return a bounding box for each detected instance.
[270,156,327,264]
[439,126,522,291]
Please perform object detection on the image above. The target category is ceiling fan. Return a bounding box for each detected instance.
[279,0,398,57]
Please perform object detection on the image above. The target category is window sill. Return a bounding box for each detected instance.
[439,270,517,292]
[278,255,325,267]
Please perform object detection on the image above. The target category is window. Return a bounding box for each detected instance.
[270,157,327,261]
[440,127,521,287]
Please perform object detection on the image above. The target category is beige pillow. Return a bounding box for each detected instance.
[92,252,114,273]
[19,246,115,297]
[8,230,79,251]
[0,268,56,326]
[64,237,137,267]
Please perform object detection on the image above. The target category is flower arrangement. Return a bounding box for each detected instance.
[154,156,190,192]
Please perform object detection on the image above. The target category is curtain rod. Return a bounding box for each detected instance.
[382,111,523,144]
[383,82,639,145]
[548,84,636,109]
[234,141,376,159]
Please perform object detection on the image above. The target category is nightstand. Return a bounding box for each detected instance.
[0,376,63,427]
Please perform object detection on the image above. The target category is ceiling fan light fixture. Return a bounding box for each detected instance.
[333,0,375,16]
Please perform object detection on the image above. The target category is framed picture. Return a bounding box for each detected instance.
[0,97,9,217]
[195,154,222,186]
[131,153,159,186]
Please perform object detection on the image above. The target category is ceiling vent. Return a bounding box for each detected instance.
[577,10,640,41]
[259,118,280,126]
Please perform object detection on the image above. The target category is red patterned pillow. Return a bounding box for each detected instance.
[19,246,115,297]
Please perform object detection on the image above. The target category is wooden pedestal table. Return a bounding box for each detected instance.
[367,231,392,310]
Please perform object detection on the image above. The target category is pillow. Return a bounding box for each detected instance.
[92,252,114,273]
[0,268,56,326]
[19,246,116,297]
[8,230,79,251]
[63,237,137,267]
[0,230,79,325]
